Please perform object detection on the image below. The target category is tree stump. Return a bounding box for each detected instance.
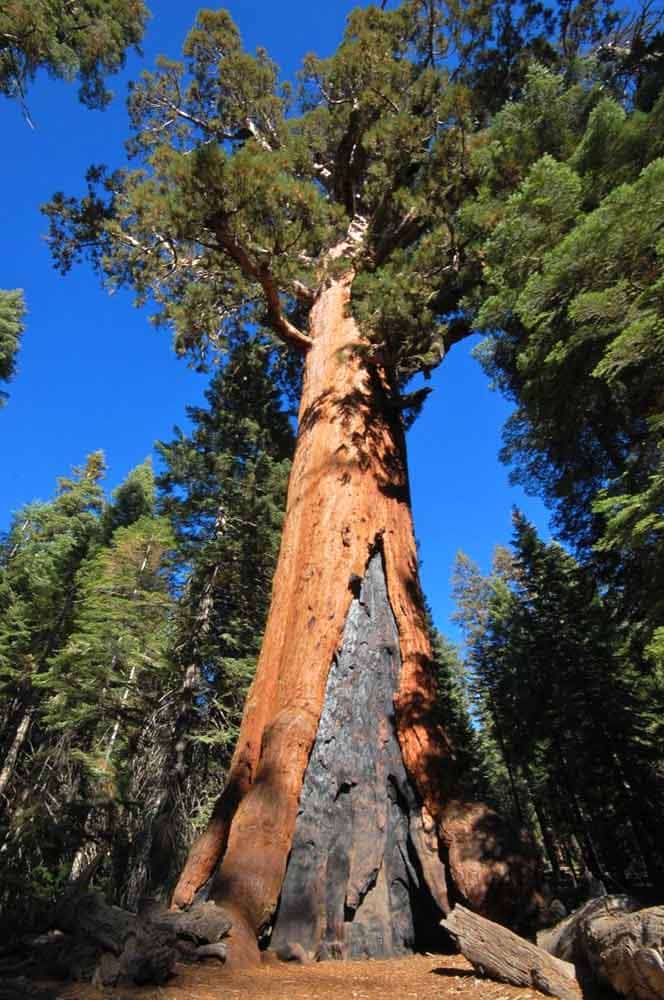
[441,905,582,1000]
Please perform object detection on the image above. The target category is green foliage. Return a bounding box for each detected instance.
[22,0,664,900]
[0,452,106,703]
[37,514,174,744]
[0,0,148,113]
[157,335,295,769]
[43,2,630,398]
[0,288,25,406]
[0,454,108,925]
[452,515,664,885]
[457,54,664,720]
[430,626,490,797]
[100,457,155,540]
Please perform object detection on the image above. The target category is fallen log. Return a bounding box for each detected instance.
[539,895,664,1000]
[441,905,582,1000]
[6,890,233,991]
[537,894,641,966]
[140,898,232,944]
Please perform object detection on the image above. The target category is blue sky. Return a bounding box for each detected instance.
[0,0,550,634]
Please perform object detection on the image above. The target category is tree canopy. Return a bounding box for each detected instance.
[43,2,629,382]
[0,0,149,114]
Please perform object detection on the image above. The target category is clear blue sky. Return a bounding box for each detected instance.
[0,0,550,635]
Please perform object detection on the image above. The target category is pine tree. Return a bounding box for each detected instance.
[454,514,664,889]
[0,453,106,792]
[0,289,25,407]
[33,461,176,890]
[429,627,488,798]
[458,53,664,659]
[0,454,105,925]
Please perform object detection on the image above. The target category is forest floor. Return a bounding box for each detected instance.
[49,953,547,1000]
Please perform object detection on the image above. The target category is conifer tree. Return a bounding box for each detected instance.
[0,0,148,115]
[33,461,175,890]
[430,627,488,799]
[454,514,663,889]
[0,289,25,407]
[0,454,105,924]
[42,0,624,958]
[458,50,664,674]
[0,453,105,794]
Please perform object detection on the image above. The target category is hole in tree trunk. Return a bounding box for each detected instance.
[270,550,448,960]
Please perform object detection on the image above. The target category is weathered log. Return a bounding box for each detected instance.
[0,891,234,993]
[55,890,136,956]
[141,898,232,944]
[441,904,582,1000]
[120,923,176,985]
[49,892,177,985]
[194,941,227,962]
[539,895,664,1000]
[537,894,641,966]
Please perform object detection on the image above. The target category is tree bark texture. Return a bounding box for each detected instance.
[172,273,537,962]
[270,550,449,960]
[538,895,664,1000]
[172,275,453,944]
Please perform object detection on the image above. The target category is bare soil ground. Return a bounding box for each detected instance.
[51,953,547,1000]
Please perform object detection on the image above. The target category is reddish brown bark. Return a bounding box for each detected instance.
[171,272,541,962]
[172,274,455,948]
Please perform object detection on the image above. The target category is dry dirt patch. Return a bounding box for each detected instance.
[52,953,547,1000]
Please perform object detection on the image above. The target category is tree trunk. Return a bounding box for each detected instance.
[172,273,537,962]
[530,791,561,883]
[0,708,32,799]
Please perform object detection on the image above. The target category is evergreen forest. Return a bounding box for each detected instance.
[0,0,663,993]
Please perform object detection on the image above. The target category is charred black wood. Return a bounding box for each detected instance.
[271,551,449,961]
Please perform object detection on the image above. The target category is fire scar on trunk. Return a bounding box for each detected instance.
[172,275,457,962]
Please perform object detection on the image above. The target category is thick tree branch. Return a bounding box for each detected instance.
[212,221,313,352]
[292,279,316,305]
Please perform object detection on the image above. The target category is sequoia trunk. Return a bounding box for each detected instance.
[172,274,537,963]
[172,274,454,951]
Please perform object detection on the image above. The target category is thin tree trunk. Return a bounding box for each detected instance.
[557,751,604,879]
[488,697,526,827]
[104,543,152,764]
[69,544,153,881]
[0,708,32,798]
[531,794,562,883]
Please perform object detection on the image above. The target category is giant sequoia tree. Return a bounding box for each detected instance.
[43,0,626,964]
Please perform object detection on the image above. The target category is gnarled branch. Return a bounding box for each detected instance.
[212,220,312,352]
